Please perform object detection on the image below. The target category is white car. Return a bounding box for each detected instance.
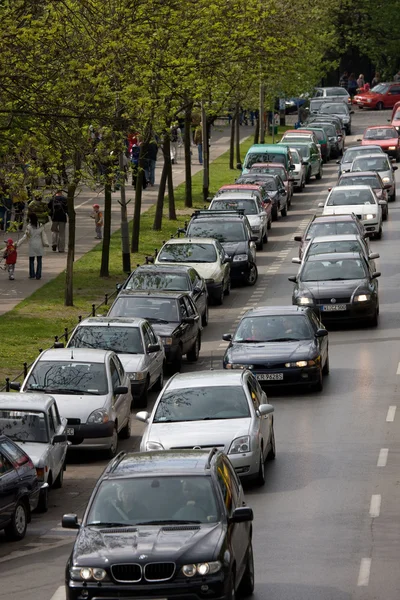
[65,317,165,409]
[319,185,384,239]
[137,369,275,485]
[289,147,306,191]
[155,237,231,305]
[0,393,68,512]
[14,348,132,458]
[209,191,268,249]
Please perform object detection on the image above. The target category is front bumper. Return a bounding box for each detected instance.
[313,300,376,322]
[67,421,115,449]
[230,260,251,281]
[206,280,224,300]
[130,379,147,397]
[360,219,379,234]
[229,450,259,477]
[162,343,181,364]
[252,366,321,387]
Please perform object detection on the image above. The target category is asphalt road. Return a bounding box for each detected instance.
[1,108,400,600]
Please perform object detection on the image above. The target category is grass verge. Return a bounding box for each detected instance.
[0,127,288,384]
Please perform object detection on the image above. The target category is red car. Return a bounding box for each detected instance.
[359,125,400,160]
[250,162,293,203]
[390,101,400,132]
[354,82,400,110]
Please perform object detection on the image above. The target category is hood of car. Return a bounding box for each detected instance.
[246,214,262,227]
[43,393,110,422]
[144,418,251,452]
[14,441,49,467]
[221,241,248,256]
[150,322,181,338]
[296,279,367,299]
[155,259,217,282]
[118,354,145,374]
[355,92,379,100]
[323,205,376,216]
[73,522,223,566]
[225,340,317,364]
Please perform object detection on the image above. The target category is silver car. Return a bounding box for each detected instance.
[136,369,276,485]
[350,153,398,202]
[337,145,384,177]
[292,234,379,270]
[66,317,165,408]
[289,147,306,191]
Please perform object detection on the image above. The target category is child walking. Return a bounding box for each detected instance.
[2,238,17,280]
[91,204,103,239]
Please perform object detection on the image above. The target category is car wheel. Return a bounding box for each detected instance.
[119,415,131,439]
[215,285,224,305]
[390,192,396,202]
[246,263,258,286]
[4,501,28,541]
[347,127,352,135]
[370,308,379,327]
[238,543,255,597]
[296,183,303,193]
[313,368,323,392]
[224,277,231,296]
[135,379,148,409]
[268,425,276,459]
[375,226,382,240]
[169,347,182,373]
[53,463,65,489]
[202,303,209,326]
[316,166,322,180]
[376,102,384,111]
[306,168,311,183]
[227,572,236,600]
[396,151,400,163]
[271,206,278,221]
[267,217,272,230]
[106,426,118,459]
[187,333,201,362]
[280,205,287,217]
[263,228,268,241]
[322,352,330,375]
[153,366,165,391]
[382,208,388,221]
[255,448,266,486]
[256,237,263,251]
[37,487,49,513]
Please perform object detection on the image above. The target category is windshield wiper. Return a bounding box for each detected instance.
[235,339,265,343]
[266,337,301,342]
[46,388,99,395]
[136,519,201,525]
[87,522,130,528]
[145,317,170,324]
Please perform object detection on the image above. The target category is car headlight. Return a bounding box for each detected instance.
[233,254,248,261]
[285,358,320,367]
[396,126,400,131]
[70,567,108,582]
[87,409,109,424]
[382,177,390,183]
[146,441,164,451]
[297,296,313,305]
[364,214,376,220]
[229,436,251,454]
[366,98,373,103]
[225,363,254,370]
[388,146,396,150]
[182,562,221,577]
[161,337,173,345]
[130,372,146,381]
[354,294,371,302]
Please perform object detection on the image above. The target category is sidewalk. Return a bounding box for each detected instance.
[0,125,254,315]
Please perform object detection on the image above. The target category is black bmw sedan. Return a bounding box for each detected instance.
[222,306,329,392]
[289,252,380,326]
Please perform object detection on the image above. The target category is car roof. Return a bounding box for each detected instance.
[365,125,397,130]
[166,369,246,390]
[340,171,380,178]
[105,449,217,478]
[312,214,359,223]
[190,212,246,222]
[345,145,382,152]
[114,290,186,299]
[161,237,219,246]
[310,234,359,243]
[218,184,262,191]
[74,317,147,328]
[306,252,363,262]
[247,144,288,153]
[0,393,56,412]
[134,264,193,274]
[214,192,257,200]
[330,185,373,192]
[243,305,309,317]
[37,348,113,362]
[352,153,388,160]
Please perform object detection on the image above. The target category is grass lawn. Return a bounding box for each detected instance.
[0,127,288,386]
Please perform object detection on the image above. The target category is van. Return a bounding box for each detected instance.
[240,144,295,175]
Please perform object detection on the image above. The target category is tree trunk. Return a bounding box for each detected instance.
[201,102,209,202]
[153,146,168,231]
[164,135,176,220]
[100,181,112,277]
[65,183,77,306]
[235,102,241,166]
[184,103,193,207]
[254,117,259,144]
[229,112,235,169]
[259,82,265,144]
[119,151,131,273]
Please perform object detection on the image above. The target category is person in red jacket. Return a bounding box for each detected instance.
[2,238,17,280]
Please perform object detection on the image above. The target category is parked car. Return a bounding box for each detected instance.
[108,290,202,372]
[298,126,330,162]
[318,102,353,134]
[289,252,381,326]
[338,171,389,220]
[358,125,400,161]
[209,190,269,250]
[390,103,400,131]
[66,317,165,408]
[185,210,258,285]
[223,305,329,392]
[294,214,367,258]
[337,145,384,177]
[0,434,43,540]
[248,162,293,203]
[116,264,209,327]
[318,185,384,239]
[0,393,68,512]
[306,116,345,155]
[137,369,275,484]
[314,86,351,105]
[354,82,400,110]
[154,238,231,305]
[220,183,274,227]
[350,153,397,202]
[236,172,288,220]
[286,141,322,182]
[63,448,255,600]
[239,143,295,175]
[15,348,132,458]
[289,147,306,191]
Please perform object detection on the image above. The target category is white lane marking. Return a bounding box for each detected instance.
[0,537,73,564]
[386,406,396,422]
[369,494,381,518]
[50,587,65,600]
[357,558,371,586]
[377,448,388,467]
[396,362,400,375]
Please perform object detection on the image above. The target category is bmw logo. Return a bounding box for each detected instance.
[139,555,148,560]
[330,298,336,303]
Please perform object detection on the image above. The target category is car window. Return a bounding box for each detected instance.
[389,86,400,95]
[247,375,260,410]
[183,295,195,316]
[109,296,179,322]
[1,440,30,467]
[0,410,49,443]
[188,269,196,285]
[144,322,158,345]
[179,297,189,318]
[187,220,245,243]
[158,242,217,263]
[0,452,14,475]
[309,311,322,331]
[69,325,145,355]
[216,462,233,514]
[301,258,367,282]
[48,409,56,434]
[211,198,258,215]
[126,271,189,291]
[26,360,108,395]
[110,358,121,390]
[143,326,152,349]
[51,404,61,428]
[327,188,375,206]
[221,456,240,507]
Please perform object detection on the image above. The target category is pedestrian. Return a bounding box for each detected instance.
[371,72,380,87]
[18,213,49,280]
[394,70,400,82]
[339,70,349,90]
[27,193,49,226]
[2,238,17,280]
[194,122,203,165]
[147,140,158,186]
[356,74,365,90]
[91,204,103,240]
[170,122,182,164]
[347,73,357,98]
[48,190,68,252]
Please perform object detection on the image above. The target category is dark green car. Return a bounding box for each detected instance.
[298,127,330,163]
[288,142,323,183]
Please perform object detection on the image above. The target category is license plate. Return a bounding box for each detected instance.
[257,373,284,381]
[67,428,75,436]
[322,304,346,312]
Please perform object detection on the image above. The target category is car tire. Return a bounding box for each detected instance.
[187,333,201,362]
[306,168,311,183]
[53,463,65,489]
[268,425,276,460]
[215,285,224,305]
[376,102,384,111]
[322,352,330,375]
[170,347,182,373]
[153,366,165,392]
[316,166,322,180]
[135,379,148,409]
[271,206,278,221]
[37,487,49,513]
[202,303,209,326]
[246,263,258,286]
[347,127,352,135]
[375,227,382,240]
[224,277,231,296]
[396,151,400,163]
[390,192,396,202]
[382,208,388,221]
[370,308,379,327]
[256,237,263,251]
[238,543,255,597]
[106,426,118,459]
[263,229,268,242]
[227,572,237,600]
[255,448,266,486]
[280,205,287,217]
[313,368,323,392]
[119,415,131,439]
[267,217,272,230]
[4,501,28,541]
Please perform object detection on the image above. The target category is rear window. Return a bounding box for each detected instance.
[210,198,258,215]
[245,153,285,169]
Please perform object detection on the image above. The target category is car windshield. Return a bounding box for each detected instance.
[69,326,144,355]
[233,315,312,342]
[327,189,375,206]
[308,241,362,256]
[153,386,250,422]
[371,84,389,94]
[310,130,325,141]
[126,272,189,291]
[310,99,326,111]
[26,361,108,395]
[250,165,287,180]
[237,176,278,191]
[290,151,301,164]
[352,157,389,172]
[86,475,220,526]
[0,410,49,443]
[283,136,312,146]
[320,104,348,115]
[343,148,380,163]
[187,221,245,243]
[211,198,258,215]
[339,176,379,188]
[364,128,397,140]
[245,153,285,168]
[320,125,336,136]
[109,297,179,322]
[307,221,359,238]
[301,258,367,281]
[291,145,310,159]
[158,243,217,263]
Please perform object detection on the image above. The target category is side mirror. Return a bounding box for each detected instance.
[280,189,286,195]
[372,271,381,279]
[116,283,123,291]
[350,110,354,114]
[230,507,254,523]
[147,343,161,353]
[54,342,65,348]
[258,403,274,416]
[288,276,297,283]
[369,253,380,259]
[62,514,80,529]
[315,328,328,338]
[52,434,67,444]
[114,385,128,395]
[291,257,301,264]
[223,256,231,264]
[136,411,150,423]
[236,162,242,170]
[222,333,232,342]
[318,202,324,208]
[10,382,21,391]
[294,235,302,242]
[182,316,195,324]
